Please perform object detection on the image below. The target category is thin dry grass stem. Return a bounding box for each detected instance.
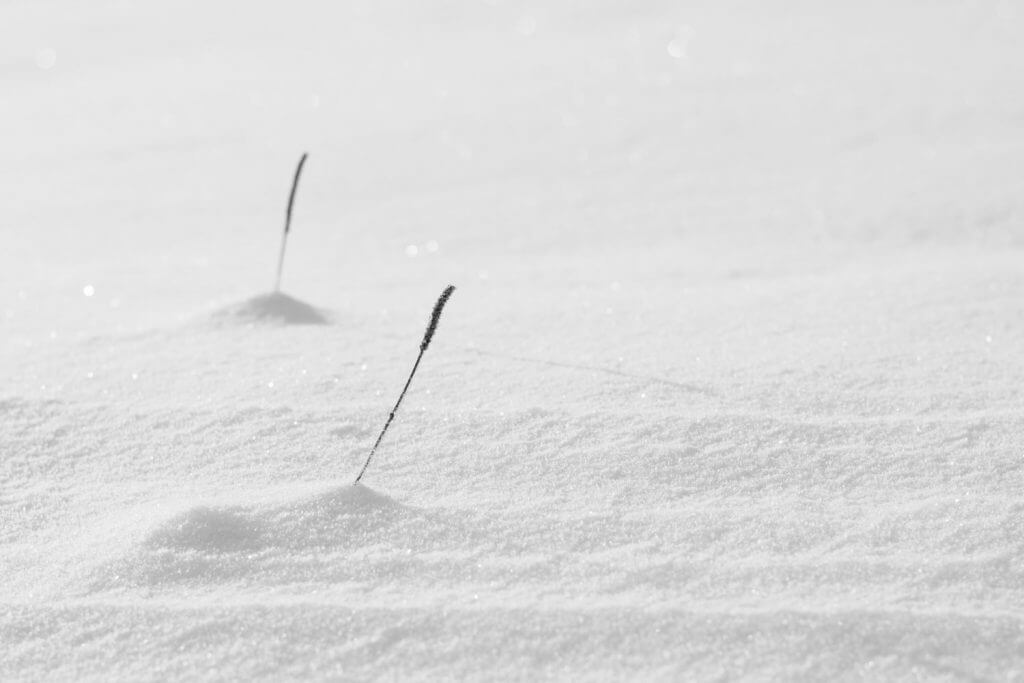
[355,285,456,484]
[274,152,309,292]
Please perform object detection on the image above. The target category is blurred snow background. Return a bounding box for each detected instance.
[2,0,1024,680]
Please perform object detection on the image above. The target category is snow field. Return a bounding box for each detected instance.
[3,0,1024,679]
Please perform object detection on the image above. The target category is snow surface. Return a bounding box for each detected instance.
[3,0,1024,680]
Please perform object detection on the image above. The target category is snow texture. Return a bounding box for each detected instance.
[3,0,1024,680]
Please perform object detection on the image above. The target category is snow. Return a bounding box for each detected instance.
[3,0,1024,679]
[211,292,332,326]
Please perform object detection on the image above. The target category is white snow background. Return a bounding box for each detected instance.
[3,1,1024,680]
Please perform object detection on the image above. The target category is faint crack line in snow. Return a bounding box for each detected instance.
[463,348,717,397]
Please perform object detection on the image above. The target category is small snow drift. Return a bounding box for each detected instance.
[146,506,263,553]
[209,291,331,326]
[89,484,429,590]
[141,484,403,556]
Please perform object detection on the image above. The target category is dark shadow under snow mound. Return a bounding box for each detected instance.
[209,292,331,326]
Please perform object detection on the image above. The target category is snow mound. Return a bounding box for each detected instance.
[89,484,454,590]
[208,292,331,326]
[144,484,402,554]
[145,506,264,553]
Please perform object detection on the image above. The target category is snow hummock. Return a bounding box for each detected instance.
[84,484,415,590]
[143,485,401,558]
[209,292,331,326]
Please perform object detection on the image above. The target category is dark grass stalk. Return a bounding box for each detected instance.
[274,152,309,293]
[355,285,456,484]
